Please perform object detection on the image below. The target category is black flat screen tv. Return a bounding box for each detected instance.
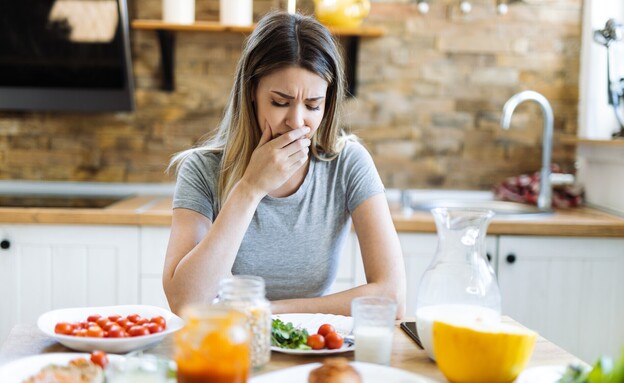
[0,0,135,112]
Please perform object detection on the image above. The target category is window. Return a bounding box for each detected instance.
[579,0,624,138]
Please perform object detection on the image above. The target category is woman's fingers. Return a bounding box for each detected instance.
[272,127,310,148]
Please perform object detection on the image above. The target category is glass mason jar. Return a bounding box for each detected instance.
[214,275,272,369]
[415,208,502,360]
[174,305,250,383]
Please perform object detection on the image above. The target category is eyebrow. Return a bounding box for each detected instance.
[271,91,325,101]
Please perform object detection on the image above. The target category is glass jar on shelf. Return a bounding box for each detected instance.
[415,207,502,360]
[214,275,272,369]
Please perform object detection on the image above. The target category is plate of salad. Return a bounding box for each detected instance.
[271,313,354,355]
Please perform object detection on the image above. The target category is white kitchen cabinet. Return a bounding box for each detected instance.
[139,226,171,309]
[497,236,624,363]
[0,224,139,345]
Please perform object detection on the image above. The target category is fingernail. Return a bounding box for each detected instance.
[304,127,311,133]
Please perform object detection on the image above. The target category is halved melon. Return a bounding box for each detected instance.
[433,319,537,383]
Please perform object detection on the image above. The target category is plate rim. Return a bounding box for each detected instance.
[514,364,567,383]
[0,352,125,382]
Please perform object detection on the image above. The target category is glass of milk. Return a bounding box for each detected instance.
[352,296,397,365]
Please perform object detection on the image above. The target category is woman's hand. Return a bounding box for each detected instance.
[240,121,311,197]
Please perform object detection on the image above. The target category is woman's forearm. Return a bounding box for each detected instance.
[272,280,406,319]
[164,181,263,313]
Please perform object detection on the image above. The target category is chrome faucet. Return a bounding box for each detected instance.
[501,90,554,210]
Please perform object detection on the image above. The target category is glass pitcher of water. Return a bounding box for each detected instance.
[415,207,502,360]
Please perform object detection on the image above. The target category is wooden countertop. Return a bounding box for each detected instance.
[0,319,585,381]
[1,196,624,237]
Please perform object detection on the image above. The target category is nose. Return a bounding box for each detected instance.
[285,105,305,130]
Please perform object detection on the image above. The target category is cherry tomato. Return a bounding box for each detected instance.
[101,321,118,332]
[54,322,74,335]
[127,314,142,323]
[87,325,105,338]
[96,317,110,328]
[79,321,89,329]
[87,314,102,323]
[150,316,166,328]
[107,315,121,322]
[76,329,88,337]
[116,318,130,329]
[123,321,136,331]
[90,351,109,369]
[135,317,149,326]
[107,325,126,338]
[306,334,326,350]
[325,331,344,350]
[146,322,164,334]
[317,324,336,338]
[128,325,150,337]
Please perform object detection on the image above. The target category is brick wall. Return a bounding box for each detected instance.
[0,0,580,189]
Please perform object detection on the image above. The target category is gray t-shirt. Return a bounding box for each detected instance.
[173,140,385,300]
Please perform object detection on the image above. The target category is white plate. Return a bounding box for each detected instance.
[0,352,124,383]
[250,362,436,382]
[514,365,567,383]
[271,313,354,355]
[37,304,184,354]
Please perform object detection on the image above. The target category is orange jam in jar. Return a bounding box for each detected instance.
[175,305,250,383]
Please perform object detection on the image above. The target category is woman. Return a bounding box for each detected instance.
[163,11,405,318]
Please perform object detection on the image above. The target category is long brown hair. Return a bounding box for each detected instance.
[170,11,349,209]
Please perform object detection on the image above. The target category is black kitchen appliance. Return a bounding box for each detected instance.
[0,0,134,112]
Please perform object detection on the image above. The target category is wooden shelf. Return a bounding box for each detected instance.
[131,19,386,37]
[131,19,385,92]
[559,135,624,146]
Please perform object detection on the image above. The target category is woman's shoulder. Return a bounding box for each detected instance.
[335,136,374,163]
[184,149,222,167]
[178,149,222,177]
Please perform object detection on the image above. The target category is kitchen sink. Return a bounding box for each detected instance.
[410,199,553,218]
[394,189,553,218]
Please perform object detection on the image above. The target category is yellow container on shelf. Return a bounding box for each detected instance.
[313,0,371,28]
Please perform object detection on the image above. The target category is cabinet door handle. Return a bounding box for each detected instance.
[506,253,516,264]
[486,253,492,262]
[0,239,10,250]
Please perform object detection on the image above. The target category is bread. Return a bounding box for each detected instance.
[308,358,362,383]
[22,358,104,383]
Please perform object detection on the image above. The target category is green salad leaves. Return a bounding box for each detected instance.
[271,318,311,350]
[558,349,624,383]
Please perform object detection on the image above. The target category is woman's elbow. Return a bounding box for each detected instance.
[375,279,406,320]
[162,275,183,315]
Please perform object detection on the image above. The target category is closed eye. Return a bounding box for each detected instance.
[271,100,321,112]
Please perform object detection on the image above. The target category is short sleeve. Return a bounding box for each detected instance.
[341,141,385,213]
[172,151,220,221]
